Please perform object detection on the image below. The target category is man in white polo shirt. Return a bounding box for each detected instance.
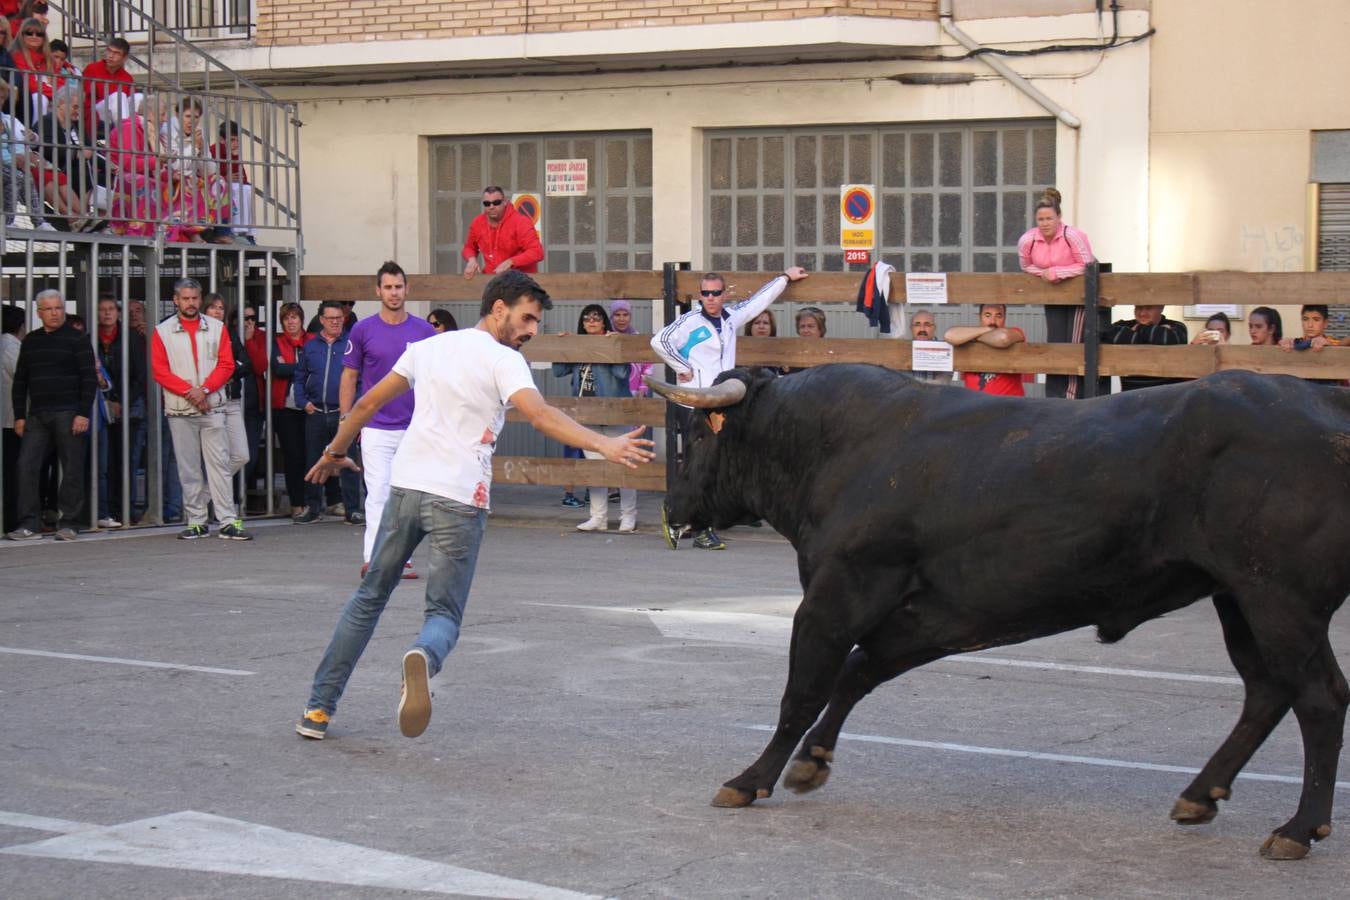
[297,270,655,741]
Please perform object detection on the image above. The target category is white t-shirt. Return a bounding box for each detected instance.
[389,328,537,509]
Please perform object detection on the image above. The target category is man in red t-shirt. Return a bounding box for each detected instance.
[81,37,134,134]
[461,185,544,279]
[945,303,1031,397]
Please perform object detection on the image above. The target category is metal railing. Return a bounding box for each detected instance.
[3,65,300,244]
[63,0,254,43]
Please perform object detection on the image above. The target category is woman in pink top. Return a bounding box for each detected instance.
[1017,187,1098,399]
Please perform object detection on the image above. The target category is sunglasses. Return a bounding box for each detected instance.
[700,289,724,297]
[243,315,257,321]
[23,29,45,37]
[482,198,504,207]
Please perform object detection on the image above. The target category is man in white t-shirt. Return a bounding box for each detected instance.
[296,270,655,741]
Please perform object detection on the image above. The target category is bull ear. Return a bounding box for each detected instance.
[644,376,747,408]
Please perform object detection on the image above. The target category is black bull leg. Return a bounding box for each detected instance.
[783,643,946,796]
[714,569,918,807]
[1170,592,1347,859]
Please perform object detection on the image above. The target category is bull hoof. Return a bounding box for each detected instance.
[711,786,756,808]
[783,757,831,794]
[1259,834,1310,861]
[1170,796,1218,825]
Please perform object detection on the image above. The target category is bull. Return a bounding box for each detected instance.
[647,365,1348,859]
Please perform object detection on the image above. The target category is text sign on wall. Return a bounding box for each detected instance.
[839,184,876,250]
[545,159,589,196]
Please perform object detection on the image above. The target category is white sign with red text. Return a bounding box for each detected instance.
[545,159,588,196]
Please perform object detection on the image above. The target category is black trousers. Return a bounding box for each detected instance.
[303,410,362,513]
[272,407,308,509]
[15,409,88,531]
[2,427,19,531]
[1044,305,1110,399]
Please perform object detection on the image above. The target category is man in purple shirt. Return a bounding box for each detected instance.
[341,261,437,576]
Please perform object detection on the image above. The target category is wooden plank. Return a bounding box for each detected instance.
[492,456,667,491]
[302,271,665,303]
[505,397,666,426]
[521,334,664,364]
[1196,271,1350,307]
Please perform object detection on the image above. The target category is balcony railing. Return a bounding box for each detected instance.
[63,0,253,43]
[3,67,299,243]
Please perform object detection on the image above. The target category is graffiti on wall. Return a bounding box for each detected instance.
[1239,224,1304,271]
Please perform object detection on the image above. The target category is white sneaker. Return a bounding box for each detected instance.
[398,648,432,738]
[618,517,637,533]
[576,516,608,532]
[35,222,57,232]
[97,517,123,528]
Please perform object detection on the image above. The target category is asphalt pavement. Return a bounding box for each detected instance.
[1,488,1347,898]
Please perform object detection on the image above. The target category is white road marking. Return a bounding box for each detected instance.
[0,811,99,834]
[740,725,1350,791]
[0,646,254,676]
[0,810,602,899]
[543,605,1242,688]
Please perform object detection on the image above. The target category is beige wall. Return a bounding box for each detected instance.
[281,10,1151,279]
[1149,0,1350,339]
[257,0,937,46]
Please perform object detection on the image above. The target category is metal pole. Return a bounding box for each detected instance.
[661,262,680,484]
[120,243,131,526]
[1082,260,1101,399]
[85,240,99,530]
[143,246,163,523]
[263,249,275,515]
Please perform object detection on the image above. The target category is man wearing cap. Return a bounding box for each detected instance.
[461,186,544,279]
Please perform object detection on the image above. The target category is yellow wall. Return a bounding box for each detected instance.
[1149,0,1350,339]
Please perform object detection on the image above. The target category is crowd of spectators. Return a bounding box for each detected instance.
[2,26,256,241]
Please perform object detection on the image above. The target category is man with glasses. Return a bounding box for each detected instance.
[460,185,544,279]
[294,300,361,524]
[651,267,808,549]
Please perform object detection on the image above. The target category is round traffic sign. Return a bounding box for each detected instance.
[513,194,541,224]
[841,186,874,225]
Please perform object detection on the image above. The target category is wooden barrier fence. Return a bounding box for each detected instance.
[303,268,1350,492]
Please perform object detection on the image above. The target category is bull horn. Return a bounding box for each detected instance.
[644,376,747,408]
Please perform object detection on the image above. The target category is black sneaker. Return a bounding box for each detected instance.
[293,509,322,525]
[345,512,365,525]
[561,492,583,508]
[693,528,727,551]
[398,648,432,738]
[296,708,331,739]
[660,505,681,551]
[218,519,253,541]
[178,524,209,540]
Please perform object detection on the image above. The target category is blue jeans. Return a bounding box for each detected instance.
[306,487,487,715]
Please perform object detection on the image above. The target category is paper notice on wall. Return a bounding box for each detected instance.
[1194,303,1240,317]
[905,272,949,305]
[545,159,589,196]
[911,340,954,372]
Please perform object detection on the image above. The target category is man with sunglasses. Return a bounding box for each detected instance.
[461,185,544,279]
[651,266,808,549]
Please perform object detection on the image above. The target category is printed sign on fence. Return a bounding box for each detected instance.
[911,340,954,372]
[545,159,589,196]
[904,272,949,305]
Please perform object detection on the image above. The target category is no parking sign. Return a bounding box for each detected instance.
[512,192,542,235]
[839,184,875,251]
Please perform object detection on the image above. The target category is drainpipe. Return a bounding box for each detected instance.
[938,0,1081,129]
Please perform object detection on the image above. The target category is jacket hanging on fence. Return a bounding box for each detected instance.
[856,261,893,333]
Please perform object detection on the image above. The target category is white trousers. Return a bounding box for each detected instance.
[582,425,637,524]
[168,412,236,526]
[222,398,250,474]
[229,182,256,235]
[360,426,404,562]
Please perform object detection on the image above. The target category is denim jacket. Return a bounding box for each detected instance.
[293,332,349,411]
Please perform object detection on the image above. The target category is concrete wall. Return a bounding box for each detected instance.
[1149,0,1350,340]
[278,10,1151,281]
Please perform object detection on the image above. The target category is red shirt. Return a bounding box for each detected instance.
[461,202,544,274]
[81,59,135,130]
[960,327,1030,396]
[150,317,235,397]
